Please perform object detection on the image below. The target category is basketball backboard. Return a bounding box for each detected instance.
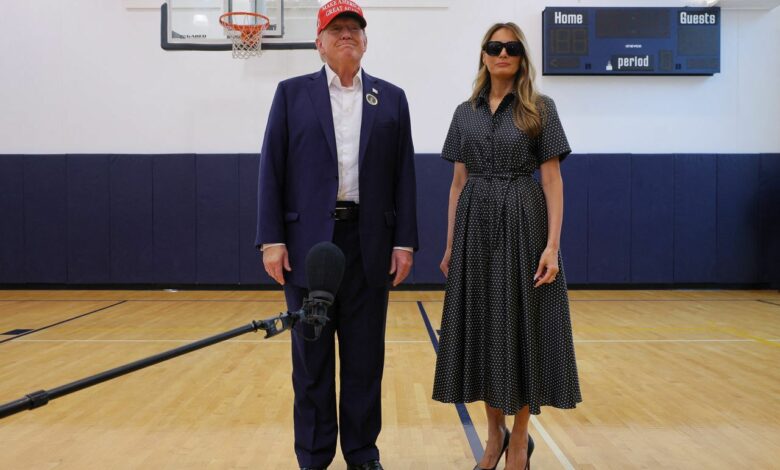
[162,0,319,50]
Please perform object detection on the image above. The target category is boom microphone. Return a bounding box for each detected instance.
[300,242,346,340]
[306,241,346,305]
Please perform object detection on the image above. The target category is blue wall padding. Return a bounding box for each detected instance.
[631,155,674,283]
[110,155,154,283]
[197,154,240,284]
[239,154,268,284]
[717,155,761,283]
[0,153,777,286]
[674,154,718,283]
[0,155,24,283]
[67,154,110,283]
[560,155,588,284]
[412,154,450,284]
[153,154,197,283]
[587,154,632,283]
[759,154,780,286]
[24,155,67,283]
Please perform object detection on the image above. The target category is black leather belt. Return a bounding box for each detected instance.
[331,201,359,221]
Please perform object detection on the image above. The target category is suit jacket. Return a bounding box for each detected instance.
[256,67,418,288]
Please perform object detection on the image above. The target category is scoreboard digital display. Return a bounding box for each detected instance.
[543,7,720,76]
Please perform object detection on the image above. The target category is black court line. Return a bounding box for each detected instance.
[0,299,289,302]
[416,301,483,464]
[0,301,126,345]
[758,300,780,308]
[0,299,340,303]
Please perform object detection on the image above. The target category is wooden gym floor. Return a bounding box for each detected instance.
[0,289,778,469]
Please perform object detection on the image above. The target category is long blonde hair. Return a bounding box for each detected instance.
[470,22,543,138]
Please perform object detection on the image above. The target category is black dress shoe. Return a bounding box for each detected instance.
[346,460,383,470]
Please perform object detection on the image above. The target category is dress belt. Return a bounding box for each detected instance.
[468,172,532,180]
[467,172,532,249]
[331,201,359,221]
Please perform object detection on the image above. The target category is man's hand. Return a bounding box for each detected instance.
[263,245,291,285]
[389,249,413,287]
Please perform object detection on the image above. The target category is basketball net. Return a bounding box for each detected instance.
[219,12,270,59]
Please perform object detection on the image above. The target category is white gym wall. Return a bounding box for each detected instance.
[0,0,778,154]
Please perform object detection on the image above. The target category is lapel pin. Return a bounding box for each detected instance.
[366,93,378,106]
[372,87,378,94]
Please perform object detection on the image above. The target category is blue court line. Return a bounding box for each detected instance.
[416,301,483,464]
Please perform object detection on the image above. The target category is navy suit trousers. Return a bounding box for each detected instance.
[284,219,390,468]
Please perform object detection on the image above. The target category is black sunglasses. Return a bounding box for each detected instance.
[483,41,524,57]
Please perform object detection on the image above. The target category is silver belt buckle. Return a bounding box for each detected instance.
[331,207,349,219]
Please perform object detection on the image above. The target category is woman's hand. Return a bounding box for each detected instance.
[440,247,452,278]
[534,247,559,288]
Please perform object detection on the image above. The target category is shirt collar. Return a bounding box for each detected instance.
[325,63,363,90]
[476,85,517,106]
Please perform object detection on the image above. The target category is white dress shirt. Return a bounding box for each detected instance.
[325,64,362,203]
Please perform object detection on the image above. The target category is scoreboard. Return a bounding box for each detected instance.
[542,7,720,76]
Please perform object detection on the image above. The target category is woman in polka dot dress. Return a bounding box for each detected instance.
[432,22,582,470]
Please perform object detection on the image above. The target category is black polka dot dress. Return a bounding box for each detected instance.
[432,88,582,415]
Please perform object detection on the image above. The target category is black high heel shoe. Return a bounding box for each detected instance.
[472,427,511,470]
[525,434,535,470]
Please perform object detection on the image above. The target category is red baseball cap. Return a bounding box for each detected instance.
[316,0,367,36]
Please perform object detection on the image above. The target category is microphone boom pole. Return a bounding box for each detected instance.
[0,241,346,421]
[0,312,296,420]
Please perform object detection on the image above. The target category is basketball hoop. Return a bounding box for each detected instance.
[219,11,270,59]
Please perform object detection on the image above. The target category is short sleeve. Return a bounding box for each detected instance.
[537,96,572,165]
[441,107,464,163]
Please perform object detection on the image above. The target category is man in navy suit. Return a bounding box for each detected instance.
[256,1,418,469]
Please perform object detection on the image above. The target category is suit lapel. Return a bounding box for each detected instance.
[307,67,338,165]
[358,70,378,170]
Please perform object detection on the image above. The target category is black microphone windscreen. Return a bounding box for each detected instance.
[305,242,346,297]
